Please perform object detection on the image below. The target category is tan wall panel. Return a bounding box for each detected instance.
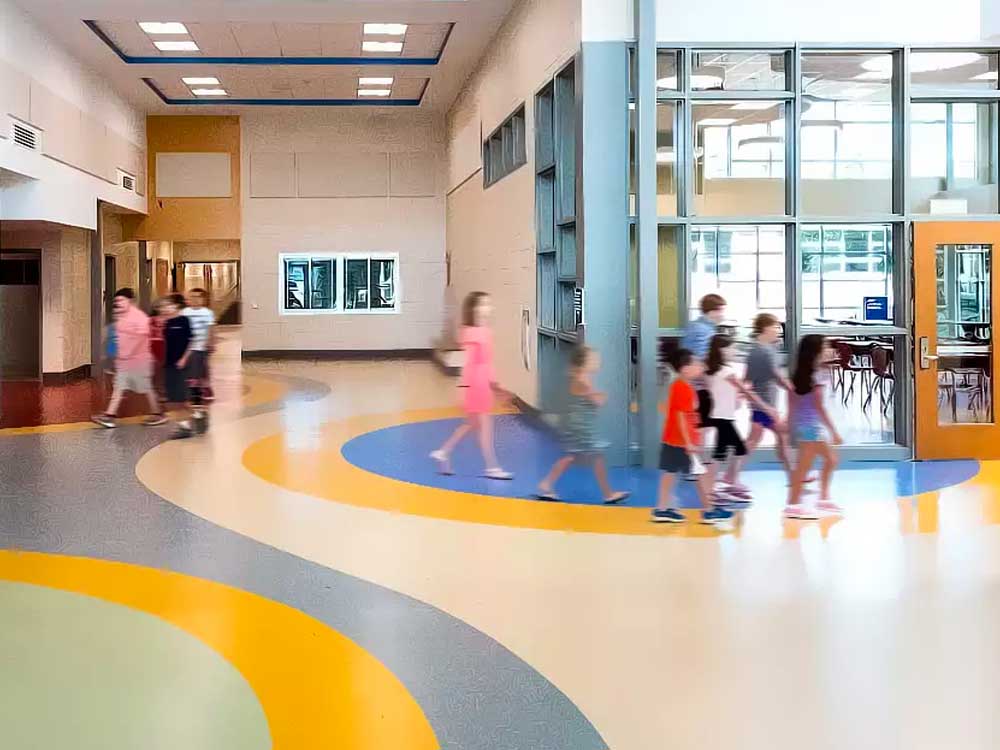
[0,60,30,123]
[250,152,296,198]
[297,151,388,198]
[156,152,233,198]
[390,152,438,197]
[174,240,241,262]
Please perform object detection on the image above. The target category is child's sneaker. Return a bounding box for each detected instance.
[724,482,752,498]
[701,507,734,524]
[193,411,209,435]
[784,504,819,520]
[651,508,685,523]
[91,414,117,429]
[816,500,844,514]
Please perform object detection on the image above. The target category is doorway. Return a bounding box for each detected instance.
[0,251,41,380]
[177,261,241,323]
[914,222,1000,459]
[104,255,117,323]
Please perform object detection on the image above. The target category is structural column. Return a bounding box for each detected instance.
[635,0,660,467]
[580,41,631,465]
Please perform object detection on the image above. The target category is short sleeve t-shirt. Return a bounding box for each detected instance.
[183,307,215,352]
[662,379,700,448]
[746,341,779,405]
[164,316,192,367]
[708,365,739,420]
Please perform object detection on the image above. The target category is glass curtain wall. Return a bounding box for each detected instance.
[633,45,1000,455]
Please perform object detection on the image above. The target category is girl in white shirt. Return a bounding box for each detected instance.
[705,334,777,501]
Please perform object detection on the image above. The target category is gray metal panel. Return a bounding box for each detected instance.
[636,0,660,467]
[580,41,631,465]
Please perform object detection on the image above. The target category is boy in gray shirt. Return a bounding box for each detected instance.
[745,313,793,473]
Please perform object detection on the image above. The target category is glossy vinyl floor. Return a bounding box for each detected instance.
[4,332,1000,749]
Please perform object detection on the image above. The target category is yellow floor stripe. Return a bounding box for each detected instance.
[0,551,438,750]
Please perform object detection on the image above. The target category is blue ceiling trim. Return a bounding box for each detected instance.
[85,20,445,66]
[142,78,422,106]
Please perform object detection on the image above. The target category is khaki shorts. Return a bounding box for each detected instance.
[114,368,154,394]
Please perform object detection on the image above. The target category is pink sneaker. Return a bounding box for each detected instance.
[816,500,844,514]
[784,504,819,520]
[724,482,752,499]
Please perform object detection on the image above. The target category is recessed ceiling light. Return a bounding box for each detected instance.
[191,88,228,97]
[139,22,188,35]
[362,41,403,53]
[359,77,394,86]
[182,77,219,86]
[698,118,737,126]
[363,23,408,36]
[730,101,779,110]
[358,89,392,97]
[155,40,199,52]
[972,71,999,81]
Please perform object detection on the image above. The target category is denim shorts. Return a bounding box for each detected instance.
[792,422,825,444]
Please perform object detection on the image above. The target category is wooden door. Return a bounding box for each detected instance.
[914,222,1000,459]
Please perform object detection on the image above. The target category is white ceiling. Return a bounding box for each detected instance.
[14,0,517,113]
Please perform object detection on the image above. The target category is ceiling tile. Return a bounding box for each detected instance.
[185,23,242,57]
[392,79,428,99]
[274,23,322,56]
[230,22,281,56]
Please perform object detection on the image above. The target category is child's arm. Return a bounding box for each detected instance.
[813,384,843,445]
[677,408,698,454]
[729,374,775,415]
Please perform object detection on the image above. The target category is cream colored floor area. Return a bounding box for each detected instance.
[139,359,1000,750]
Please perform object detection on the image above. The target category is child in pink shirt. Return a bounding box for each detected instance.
[431,292,513,480]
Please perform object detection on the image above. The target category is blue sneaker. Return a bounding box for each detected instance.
[651,508,685,524]
[701,507,734,524]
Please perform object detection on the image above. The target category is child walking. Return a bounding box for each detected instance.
[535,346,630,504]
[155,295,202,439]
[744,313,792,473]
[431,291,513,480]
[785,334,843,519]
[651,349,734,524]
[704,334,777,503]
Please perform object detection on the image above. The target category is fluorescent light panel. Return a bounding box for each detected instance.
[359,77,394,86]
[183,77,219,85]
[155,40,199,51]
[139,22,188,35]
[362,41,403,53]
[192,88,228,96]
[358,89,391,97]
[363,23,408,36]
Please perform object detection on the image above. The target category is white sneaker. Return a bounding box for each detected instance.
[430,450,453,476]
[784,504,819,520]
[483,468,513,481]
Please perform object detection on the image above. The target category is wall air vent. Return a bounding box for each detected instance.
[117,169,136,193]
[11,121,39,151]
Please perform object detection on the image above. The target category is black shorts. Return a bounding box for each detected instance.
[697,389,712,427]
[709,419,747,461]
[660,444,692,474]
[164,363,190,404]
[187,351,208,380]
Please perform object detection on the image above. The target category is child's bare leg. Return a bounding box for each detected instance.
[656,472,677,511]
[787,443,819,507]
[539,455,574,493]
[723,454,745,485]
[774,428,792,474]
[746,422,764,453]
[817,442,838,501]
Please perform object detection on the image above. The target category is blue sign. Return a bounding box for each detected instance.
[864,296,890,322]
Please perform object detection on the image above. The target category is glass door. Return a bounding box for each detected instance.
[914,223,1000,459]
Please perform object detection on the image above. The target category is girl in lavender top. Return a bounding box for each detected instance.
[785,334,844,519]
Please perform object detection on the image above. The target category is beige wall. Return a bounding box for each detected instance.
[1,224,91,374]
[446,0,581,405]
[241,110,446,352]
[174,240,241,263]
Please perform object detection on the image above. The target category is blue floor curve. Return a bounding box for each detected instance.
[342,415,980,508]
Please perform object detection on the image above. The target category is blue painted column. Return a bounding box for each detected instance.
[580,43,631,465]
[635,0,660,467]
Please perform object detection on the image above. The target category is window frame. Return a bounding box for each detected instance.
[278,252,400,316]
[483,104,528,188]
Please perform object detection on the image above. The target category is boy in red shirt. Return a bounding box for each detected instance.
[651,349,734,524]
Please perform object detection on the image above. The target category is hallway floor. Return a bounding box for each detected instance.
[3,331,1000,749]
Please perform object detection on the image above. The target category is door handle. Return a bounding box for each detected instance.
[520,308,531,371]
[919,337,938,370]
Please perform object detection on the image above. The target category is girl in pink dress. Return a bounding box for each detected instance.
[431,292,513,480]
